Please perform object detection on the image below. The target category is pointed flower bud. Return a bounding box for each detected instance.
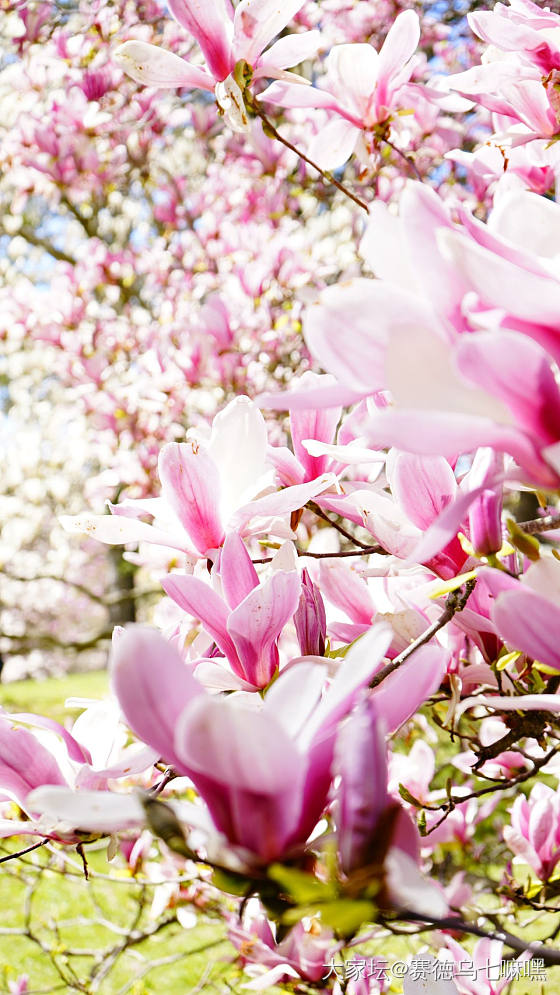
[294,569,327,657]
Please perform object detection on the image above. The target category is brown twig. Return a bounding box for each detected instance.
[370,578,476,690]
[252,103,370,212]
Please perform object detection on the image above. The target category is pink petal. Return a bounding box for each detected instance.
[335,697,388,874]
[161,575,241,674]
[114,41,215,90]
[305,280,425,394]
[256,29,321,73]
[263,661,328,738]
[492,588,560,670]
[303,623,393,747]
[456,330,560,445]
[231,473,337,532]
[111,625,204,771]
[174,695,303,859]
[208,397,269,523]
[158,442,225,556]
[440,226,560,334]
[0,718,66,806]
[227,570,301,687]
[372,646,450,734]
[193,660,256,692]
[318,560,374,624]
[376,9,420,109]
[258,382,365,411]
[60,512,190,553]
[7,712,91,765]
[409,483,489,565]
[388,451,457,531]
[27,787,145,834]
[219,532,259,609]
[167,0,234,80]
[308,117,359,170]
[233,0,307,66]
[363,409,551,485]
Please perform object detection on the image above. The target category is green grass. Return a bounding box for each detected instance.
[0,670,109,723]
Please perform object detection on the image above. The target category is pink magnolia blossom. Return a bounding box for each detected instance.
[0,703,156,842]
[229,908,336,988]
[162,532,301,690]
[262,10,421,168]
[115,0,320,132]
[110,622,393,863]
[440,937,530,995]
[504,782,560,880]
[62,396,336,561]
[468,0,560,75]
[262,183,560,487]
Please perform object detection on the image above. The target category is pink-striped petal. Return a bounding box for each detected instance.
[167,0,234,80]
[219,532,259,609]
[159,442,225,555]
[228,570,301,687]
[161,575,241,673]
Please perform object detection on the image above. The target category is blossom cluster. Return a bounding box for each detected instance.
[4,0,560,990]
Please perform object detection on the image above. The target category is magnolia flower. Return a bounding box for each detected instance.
[62,396,337,562]
[162,532,302,691]
[114,0,320,132]
[262,10,421,168]
[107,622,394,864]
[262,183,560,488]
[0,702,156,842]
[504,782,560,880]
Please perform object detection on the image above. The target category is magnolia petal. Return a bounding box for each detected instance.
[193,660,257,692]
[208,396,269,523]
[159,442,225,556]
[308,117,359,171]
[492,588,560,671]
[161,575,241,672]
[175,695,299,793]
[387,451,457,532]
[385,848,448,918]
[372,646,450,734]
[455,694,560,722]
[376,9,420,107]
[335,697,388,874]
[167,0,234,80]
[232,473,338,532]
[114,41,215,90]
[263,661,328,738]
[60,512,189,552]
[28,786,145,834]
[219,532,259,609]
[0,717,67,806]
[402,955,459,994]
[233,0,307,66]
[302,624,393,747]
[228,570,301,687]
[256,29,321,73]
[258,382,365,411]
[111,625,203,771]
